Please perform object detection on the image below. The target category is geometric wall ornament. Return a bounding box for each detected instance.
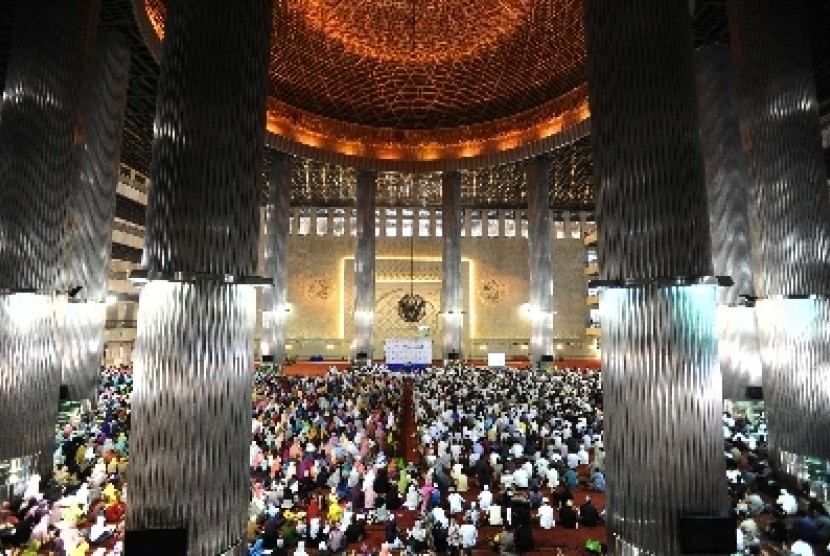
[478,278,506,305]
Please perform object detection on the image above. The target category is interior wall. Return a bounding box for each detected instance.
[267,218,591,360]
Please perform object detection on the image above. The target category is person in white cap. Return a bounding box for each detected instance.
[459,516,478,555]
[776,488,798,515]
[538,497,555,529]
[478,484,493,510]
[404,484,419,510]
[487,499,503,526]
[448,488,465,515]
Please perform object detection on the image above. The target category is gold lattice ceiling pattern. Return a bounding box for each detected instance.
[141,0,590,166]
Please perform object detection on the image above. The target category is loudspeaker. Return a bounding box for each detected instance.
[540,354,554,362]
[745,386,763,400]
[678,516,737,554]
[261,354,275,363]
[447,352,460,361]
[59,384,70,402]
[356,352,368,359]
[124,528,187,554]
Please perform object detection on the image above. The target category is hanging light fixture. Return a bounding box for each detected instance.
[398,206,427,323]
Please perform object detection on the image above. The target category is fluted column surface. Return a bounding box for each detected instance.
[128,1,271,554]
[602,286,727,555]
[693,45,761,400]
[441,171,462,359]
[62,30,130,402]
[584,0,726,552]
[694,45,754,303]
[716,306,762,400]
[728,0,830,297]
[354,170,377,359]
[527,157,554,364]
[141,0,270,278]
[0,0,99,290]
[262,151,292,365]
[0,0,99,476]
[585,0,712,281]
[0,294,59,466]
[756,298,830,461]
[130,282,255,554]
[729,0,830,466]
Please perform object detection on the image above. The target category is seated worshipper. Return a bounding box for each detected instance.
[466,501,481,527]
[488,500,503,526]
[459,516,478,555]
[431,505,450,529]
[789,538,816,556]
[512,466,529,489]
[590,470,606,492]
[528,487,543,509]
[345,514,367,544]
[89,514,115,545]
[403,484,419,510]
[776,488,798,515]
[454,468,469,493]
[537,498,555,529]
[578,445,590,466]
[579,497,601,527]
[814,509,830,544]
[739,516,761,551]
[566,451,580,470]
[558,500,578,529]
[408,517,428,552]
[448,488,465,515]
[744,488,765,515]
[793,510,820,545]
[492,522,518,556]
[563,467,579,488]
[546,466,560,489]
[327,525,346,553]
[478,485,493,510]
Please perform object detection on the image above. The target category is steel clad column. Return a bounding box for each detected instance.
[729,0,830,467]
[62,30,131,404]
[584,0,728,553]
[0,0,99,480]
[354,170,377,361]
[126,0,271,554]
[526,157,554,366]
[693,45,761,401]
[262,151,293,367]
[441,171,463,359]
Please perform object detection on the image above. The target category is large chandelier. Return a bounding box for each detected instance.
[397,233,427,323]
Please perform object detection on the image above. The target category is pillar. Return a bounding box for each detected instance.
[526,156,554,366]
[0,0,99,480]
[62,30,131,403]
[126,0,271,553]
[261,151,293,367]
[441,171,463,359]
[353,170,377,361]
[729,0,830,468]
[693,45,761,401]
[584,0,728,553]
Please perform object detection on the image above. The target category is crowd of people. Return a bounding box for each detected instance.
[246,367,406,554]
[1,367,132,555]
[725,409,830,555]
[2,361,828,555]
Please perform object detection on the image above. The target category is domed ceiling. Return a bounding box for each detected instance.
[137,0,590,169]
